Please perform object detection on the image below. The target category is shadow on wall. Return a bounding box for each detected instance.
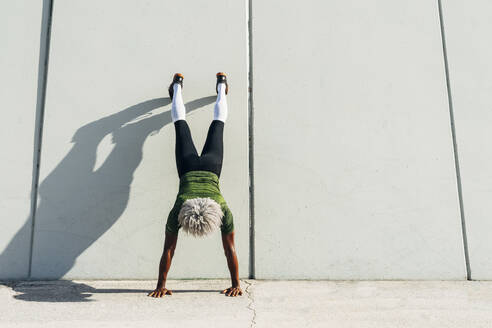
[0,96,215,281]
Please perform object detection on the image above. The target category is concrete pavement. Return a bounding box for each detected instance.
[1,280,492,327]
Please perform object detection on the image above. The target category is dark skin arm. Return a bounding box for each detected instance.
[147,231,177,298]
[220,231,243,297]
[147,230,242,298]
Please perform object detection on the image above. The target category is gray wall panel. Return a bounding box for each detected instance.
[253,0,466,279]
[441,0,492,279]
[31,0,249,279]
[0,1,43,279]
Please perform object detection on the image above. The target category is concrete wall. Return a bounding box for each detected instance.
[253,0,465,279]
[0,1,43,279]
[1,0,491,280]
[441,0,492,280]
[30,0,249,279]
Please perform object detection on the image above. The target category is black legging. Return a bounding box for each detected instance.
[174,120,224,178]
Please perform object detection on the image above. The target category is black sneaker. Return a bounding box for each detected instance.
[168,73,184,100]
[216,72,228,95]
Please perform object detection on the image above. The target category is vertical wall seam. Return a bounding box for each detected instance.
[28,0,54,280]
[437,0,471,280]
[247,0,255,279]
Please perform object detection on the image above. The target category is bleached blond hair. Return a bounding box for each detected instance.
[178,198,224,237]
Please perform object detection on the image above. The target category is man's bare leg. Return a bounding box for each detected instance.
[221,231,243,297]
[148,231,178,298]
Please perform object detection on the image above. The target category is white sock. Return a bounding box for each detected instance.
[171,83,186,122]
[214,83,228,122]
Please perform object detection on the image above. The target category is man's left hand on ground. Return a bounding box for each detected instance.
[221,286,243,297]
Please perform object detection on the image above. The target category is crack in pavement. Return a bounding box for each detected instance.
[242,279,257,328]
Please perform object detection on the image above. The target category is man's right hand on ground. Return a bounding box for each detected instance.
[147,287,172,298]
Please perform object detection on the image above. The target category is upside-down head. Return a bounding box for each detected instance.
[178,198,224,237]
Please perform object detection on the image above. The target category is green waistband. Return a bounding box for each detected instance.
[179,170,219,184]
[178,170,221,196]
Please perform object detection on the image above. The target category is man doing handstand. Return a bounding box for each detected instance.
[148,72,242,298]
